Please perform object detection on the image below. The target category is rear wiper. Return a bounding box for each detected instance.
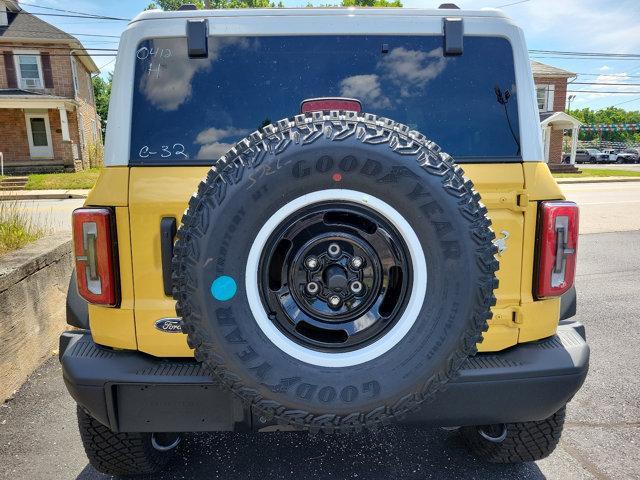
[495,85,521,156]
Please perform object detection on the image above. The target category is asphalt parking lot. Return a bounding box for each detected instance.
[1,187,639,480]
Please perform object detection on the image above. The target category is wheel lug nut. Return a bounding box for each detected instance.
[350,256,364,269]
[306,282,319,295]
[350,281,364,295]
[305,256,318,269]
[328,295,341,307]
[328,243,341,258]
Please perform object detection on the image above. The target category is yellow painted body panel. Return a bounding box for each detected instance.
[515,162,564,343]
[128,167,209,357]
[87,162,565,356]
[462,165,525,351]
[88,207,137,350]
[86,167,129,207]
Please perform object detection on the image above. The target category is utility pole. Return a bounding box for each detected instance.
[205,0,211,7]
[567,94,576,111]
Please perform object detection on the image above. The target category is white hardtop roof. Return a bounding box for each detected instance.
[132,7,511,23]
[105,5,543,166]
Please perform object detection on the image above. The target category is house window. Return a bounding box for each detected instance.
[536,84,555,112]
[90,119,97,142]
[15,54,42,89]
[71,57,79,96]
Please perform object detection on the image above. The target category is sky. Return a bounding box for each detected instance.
[18,0,640,111]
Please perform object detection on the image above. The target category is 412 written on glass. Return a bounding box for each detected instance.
[138,144,188,159]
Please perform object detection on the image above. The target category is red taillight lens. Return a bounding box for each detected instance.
[72,208,118,306]
[535,201,579,299]
[300,97,362,113]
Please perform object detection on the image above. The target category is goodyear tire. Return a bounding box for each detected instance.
[172,111,498,432]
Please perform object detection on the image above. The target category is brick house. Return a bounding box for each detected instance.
[531,60,582,170]
[0,0,102,173]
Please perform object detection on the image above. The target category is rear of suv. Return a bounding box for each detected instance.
[60,6,589,476]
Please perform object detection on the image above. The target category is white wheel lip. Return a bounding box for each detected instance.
[245,189,427,368]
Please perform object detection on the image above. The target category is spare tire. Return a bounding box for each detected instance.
[172,111,498,432]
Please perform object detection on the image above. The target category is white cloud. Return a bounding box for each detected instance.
[195,127,249,160]
[378,47,447,96]
[196,127,248,145]
[141,37,254,112]
[339,74,392,109]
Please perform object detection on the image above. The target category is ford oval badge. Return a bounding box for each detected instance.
[154,318,183,333]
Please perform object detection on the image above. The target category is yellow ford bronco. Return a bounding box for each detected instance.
[60,4,589,476]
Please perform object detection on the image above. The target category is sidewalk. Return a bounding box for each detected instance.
[555,176,640,184]
[0,189,90,201]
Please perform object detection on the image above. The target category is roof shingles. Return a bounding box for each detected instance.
[531,60,576,78]
[0,11,76,41]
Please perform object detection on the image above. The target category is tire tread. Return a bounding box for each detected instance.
[172,111,499,433]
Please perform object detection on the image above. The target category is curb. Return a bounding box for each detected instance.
[0,191,88,201]
[556,177,640,185]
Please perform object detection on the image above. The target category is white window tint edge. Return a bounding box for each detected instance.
[105,14,542,166]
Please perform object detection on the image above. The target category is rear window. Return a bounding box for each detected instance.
[130,35,521,165]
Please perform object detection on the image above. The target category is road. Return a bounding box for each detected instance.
[1,183,640,480]
[563,182,640,233]
[2,198,84,233]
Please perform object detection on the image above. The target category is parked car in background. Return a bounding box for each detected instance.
[564,149,610,164]
[602,149,620,163]
[616,148,640,164]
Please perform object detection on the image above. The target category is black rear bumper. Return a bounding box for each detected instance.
[60,323,589,433]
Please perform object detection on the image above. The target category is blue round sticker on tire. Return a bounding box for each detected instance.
[210,276,237,301]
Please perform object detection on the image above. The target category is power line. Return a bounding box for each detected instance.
[570,82,640,86]
[15,1,121,19]
[10,10,130,21]
[5,52,116,57]
[7,45,118,51]
[97,58,116,70]
[612,96,640,107]
[530,49,640,58]
[531,56,640,61]
[567,90,640,94]
[574,72,640,78]
[3,28,121,38]
[495,0,531,7]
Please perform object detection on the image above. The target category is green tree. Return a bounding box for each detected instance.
[92,73,112,136]
[341,0,402,6]
[148,0,401,8]
[568,106,640,144]
[147,0,283,9]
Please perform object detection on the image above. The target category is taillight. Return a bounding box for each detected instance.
[72,208,119,306]
[535,201,579,299]
[300,97,362,113]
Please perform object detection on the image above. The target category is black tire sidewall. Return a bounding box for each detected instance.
[185,136,488,417]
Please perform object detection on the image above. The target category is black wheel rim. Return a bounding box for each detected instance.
[258,201,412,352]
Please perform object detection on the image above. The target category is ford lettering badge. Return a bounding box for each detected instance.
[154,318,183,333]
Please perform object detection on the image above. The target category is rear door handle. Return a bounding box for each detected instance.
[160,217,177,296]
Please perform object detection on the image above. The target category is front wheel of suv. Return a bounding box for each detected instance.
[77,406,180,476]
[460,406,566,463]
